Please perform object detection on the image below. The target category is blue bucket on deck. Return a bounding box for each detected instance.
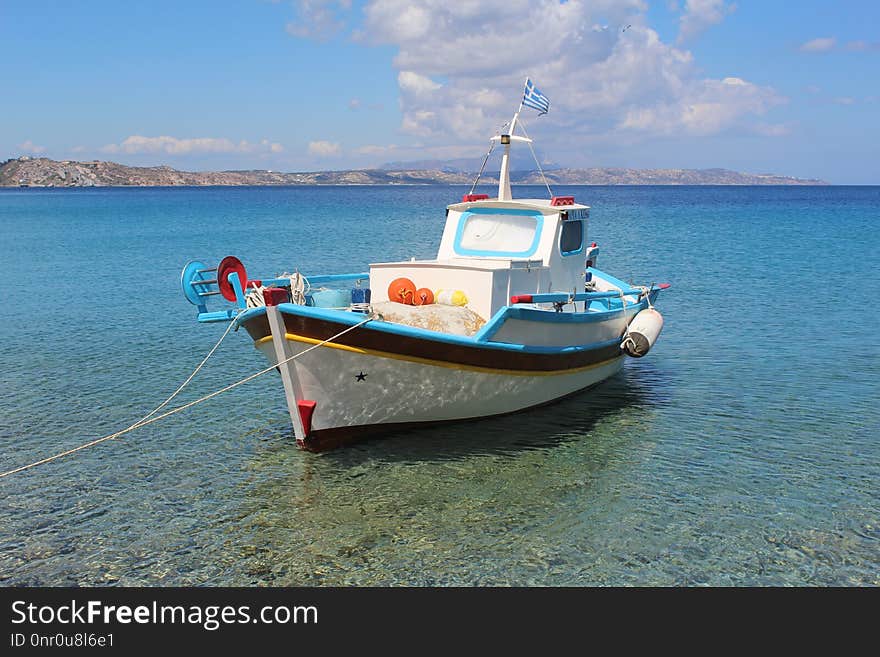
[311,289,351,308]
[350,287,371,312]
[351,287,371,304]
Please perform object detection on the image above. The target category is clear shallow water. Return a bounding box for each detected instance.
[0,185,877,586]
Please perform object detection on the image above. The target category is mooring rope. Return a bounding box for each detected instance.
[0,312,375,479]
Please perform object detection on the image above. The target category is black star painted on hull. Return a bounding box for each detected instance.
[355,372,368,382]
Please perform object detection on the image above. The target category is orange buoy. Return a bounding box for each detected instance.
[414,287,434,306]
[388,277,416,305]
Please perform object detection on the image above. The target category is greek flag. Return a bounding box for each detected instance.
[522,78,550,115]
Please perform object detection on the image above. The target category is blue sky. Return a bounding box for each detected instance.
[2,1,878,183]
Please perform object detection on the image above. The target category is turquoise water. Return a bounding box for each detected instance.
[0,185,877,586]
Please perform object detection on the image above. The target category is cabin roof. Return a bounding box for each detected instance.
[446,198,590,213]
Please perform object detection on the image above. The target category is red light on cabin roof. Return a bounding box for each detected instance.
[462,193,489,202]
[550,196,575,206]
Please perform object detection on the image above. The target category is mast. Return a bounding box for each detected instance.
[472,79,541,201]
[497,108,520,201]
[494,107,532,201]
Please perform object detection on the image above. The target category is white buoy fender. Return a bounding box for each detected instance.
[621,308,664,358]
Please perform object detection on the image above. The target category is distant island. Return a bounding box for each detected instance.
[0,156,828,187]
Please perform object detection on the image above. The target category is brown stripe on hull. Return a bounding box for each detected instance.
[241,310,622,372]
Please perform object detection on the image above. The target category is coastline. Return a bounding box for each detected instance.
[1,156,830,187]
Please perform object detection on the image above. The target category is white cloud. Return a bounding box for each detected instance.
[619,77,782,137]
[800,37,836,53]
[832,97,856,106]
[753,123,792,137]
[308,140,341,156]
[355,144,398,155]
[677,0,736,44]
[355,0,783,151]
[348,98,385,112]
[378,4,431,40]
[846,40,880,52]
[100,136,283,155]
[398,71,441,95]
[18,140,46,154]
[285,0,352,40]
[262,139,285,153]
[362,0,612,78]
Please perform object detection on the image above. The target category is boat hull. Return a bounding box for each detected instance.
[255,335,624,450]
[242,304,632,450]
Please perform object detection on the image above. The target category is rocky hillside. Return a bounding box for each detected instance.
[0,157,476,187]
[517,167,828,185]
[0,156,828,187]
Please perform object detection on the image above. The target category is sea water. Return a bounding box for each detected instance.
[0,185,877,586]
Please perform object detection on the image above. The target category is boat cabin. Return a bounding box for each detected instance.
[369,195,592,322]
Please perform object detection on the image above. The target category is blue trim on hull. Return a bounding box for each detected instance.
[305,272,369,285]
[473,301,642,342]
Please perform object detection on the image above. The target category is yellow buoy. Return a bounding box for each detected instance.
[435,289,468,306]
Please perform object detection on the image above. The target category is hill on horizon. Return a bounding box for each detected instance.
[0,156,829,187]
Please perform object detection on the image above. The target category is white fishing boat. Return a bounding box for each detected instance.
[181,80,668,451]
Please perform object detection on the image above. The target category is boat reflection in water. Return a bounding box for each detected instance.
[224,364,669,584]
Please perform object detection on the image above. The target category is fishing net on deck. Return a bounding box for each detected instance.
[371,302,486,337]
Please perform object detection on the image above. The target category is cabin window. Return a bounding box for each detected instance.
[453,210,543,257]
[559,220,584,256]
